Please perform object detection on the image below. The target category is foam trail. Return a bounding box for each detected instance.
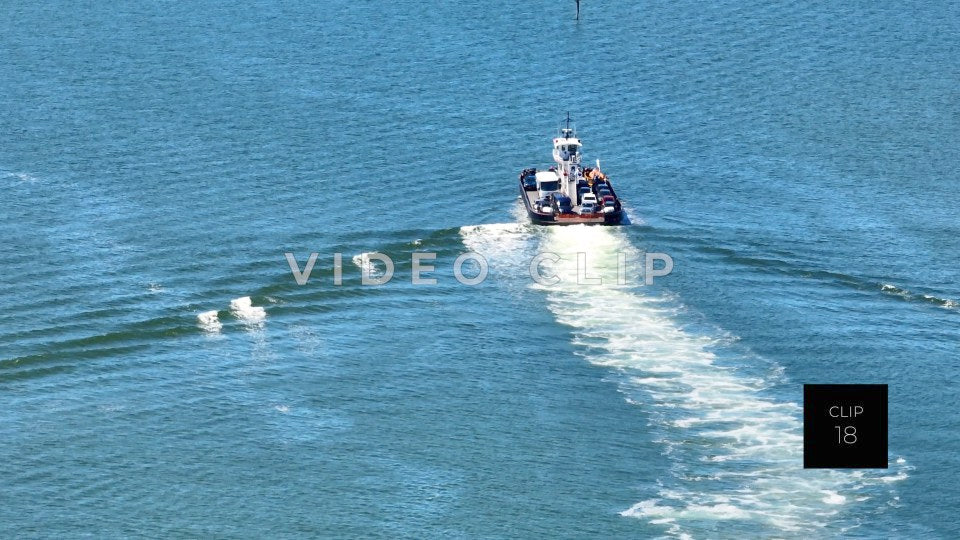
[881,283,958,311]
[197,310,222,333]
[462,223,909,537]
[3,170,39,182]
[458,222,533,262]
[230,296,266,326]
[352,252,383,277]
[458,222,538,291]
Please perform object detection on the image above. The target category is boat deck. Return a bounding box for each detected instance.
[521,187,609,224]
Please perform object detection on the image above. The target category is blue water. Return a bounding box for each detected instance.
[2,1,958,537]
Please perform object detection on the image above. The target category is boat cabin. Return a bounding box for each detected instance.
[553,137,581,164]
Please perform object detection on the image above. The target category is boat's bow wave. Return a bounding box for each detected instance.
[460,223,909,537]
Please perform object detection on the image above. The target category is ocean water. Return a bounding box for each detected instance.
[2,1,958,538]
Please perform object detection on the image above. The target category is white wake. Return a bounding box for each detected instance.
[230,296,266,326]
[460,223,908,537]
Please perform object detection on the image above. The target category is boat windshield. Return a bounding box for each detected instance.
[539,181,560,192]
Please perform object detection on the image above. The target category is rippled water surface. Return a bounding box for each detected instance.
[2,1,958,537]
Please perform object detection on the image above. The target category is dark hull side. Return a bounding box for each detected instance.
[518,180,624,226]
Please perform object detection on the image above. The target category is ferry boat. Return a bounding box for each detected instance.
[518,116,625,225]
